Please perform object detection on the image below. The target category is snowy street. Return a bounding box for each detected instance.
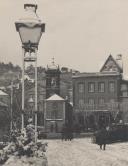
[46,138,128,166]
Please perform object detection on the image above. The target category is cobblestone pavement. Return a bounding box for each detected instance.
[46,138,128,166]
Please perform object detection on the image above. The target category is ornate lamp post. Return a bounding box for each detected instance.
[15,1,45,142]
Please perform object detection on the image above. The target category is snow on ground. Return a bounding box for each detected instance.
[46,138,128,166]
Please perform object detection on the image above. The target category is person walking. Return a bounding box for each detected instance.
[61,124,66,141]
[98,127,108,150]
[68,125,73,141]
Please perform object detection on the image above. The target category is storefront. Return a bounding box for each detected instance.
[76,110,112,131]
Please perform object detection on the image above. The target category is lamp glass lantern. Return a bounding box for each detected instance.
[15,3,45,49]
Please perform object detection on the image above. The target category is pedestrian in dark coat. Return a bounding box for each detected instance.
[68,126,73,141]
[61,124,66,141]
[97,127,108,150]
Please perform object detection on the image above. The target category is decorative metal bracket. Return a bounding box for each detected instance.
[22,40,38,53]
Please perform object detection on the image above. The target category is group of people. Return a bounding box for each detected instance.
[61,124,73,141]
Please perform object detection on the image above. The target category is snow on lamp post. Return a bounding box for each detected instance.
[15,1,45,142]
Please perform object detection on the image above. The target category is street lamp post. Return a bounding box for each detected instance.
[15,1,45,142]
[10,81,13,131]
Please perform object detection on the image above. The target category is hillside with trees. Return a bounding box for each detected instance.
[0,62,21,87]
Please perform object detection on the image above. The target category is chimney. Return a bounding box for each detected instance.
[116,54,123,72]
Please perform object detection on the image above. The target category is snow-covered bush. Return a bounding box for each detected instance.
[0,124,48,166]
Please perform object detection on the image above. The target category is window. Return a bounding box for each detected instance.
[79,99,85,109]
[121,84,127,91]
[122,92,128,97]
[79,99,84,105]
[99,98,105,105]
[98,82,105,92]
[51,103,58,119]
[88,82,95,92]
[51,77,56,87]
[109,99,118,110]
[78,83,84,93]
[88,98,95,105]
[109,82,115,92]
[110,99,115,103]
[52,102,57,109]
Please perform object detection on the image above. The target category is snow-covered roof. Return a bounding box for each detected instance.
[0,101,8,107]
[46,94,65,101]
[122,74,128,81]
[0,87,6,90]
[0,90,8,96]
[69,102,73,106]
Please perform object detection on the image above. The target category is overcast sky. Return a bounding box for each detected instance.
[0,0,128,74]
